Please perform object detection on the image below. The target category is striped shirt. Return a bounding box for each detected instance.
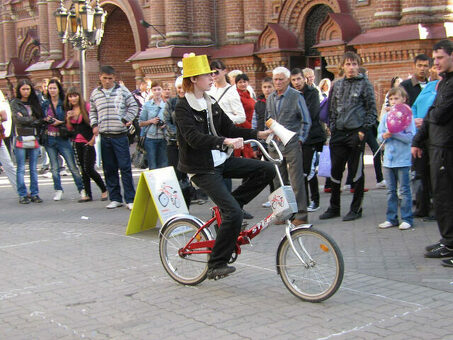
[89,83,138,134]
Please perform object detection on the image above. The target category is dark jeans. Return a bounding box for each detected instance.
[303,143,322,205]
[74,142,106,198]
[101,134,135,203]
[429,147,453,247]
[413,147,432,217]
[329,130,365,213]
[191,157,275,269]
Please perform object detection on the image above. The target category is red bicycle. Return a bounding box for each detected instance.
[159,140,344,302]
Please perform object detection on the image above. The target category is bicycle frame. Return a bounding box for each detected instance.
[166,139,313,267]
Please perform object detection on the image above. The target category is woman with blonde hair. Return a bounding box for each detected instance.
[318,78,331,100]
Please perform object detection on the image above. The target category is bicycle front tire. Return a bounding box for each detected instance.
[159,219,210,285]
[277,228,344,302]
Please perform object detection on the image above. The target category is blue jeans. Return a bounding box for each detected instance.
[45,137,84,192]
[384,166,413,226]
[101,134,135,203]
[144,138,168,170]
[15,147,40,197]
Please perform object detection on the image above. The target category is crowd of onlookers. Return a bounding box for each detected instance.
[1,39,453,267]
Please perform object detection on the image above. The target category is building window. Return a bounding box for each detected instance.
[356,0,370,6]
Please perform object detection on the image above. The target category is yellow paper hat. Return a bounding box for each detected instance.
[182,54,214,78]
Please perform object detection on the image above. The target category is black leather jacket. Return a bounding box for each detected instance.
[175,93,258,174]
[10,99,42,137]
[413,71,453,149]
[329,74,377,133]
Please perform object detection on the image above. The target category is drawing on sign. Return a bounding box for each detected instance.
[158,183,181,208]
[271,195,284,209]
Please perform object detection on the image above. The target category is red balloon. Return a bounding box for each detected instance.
[387,103,412,133]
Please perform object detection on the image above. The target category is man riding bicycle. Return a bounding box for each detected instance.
[174,54,275,279]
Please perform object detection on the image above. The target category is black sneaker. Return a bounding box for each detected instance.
[30,195,43,203]
[425,242,441,252]
[319,208,340,220]
[343,208,362,221]
[441,258,453,267]
[206,265,236,280]
[424,244,453,258]
[19,196,30,204]
[242,209,253,220]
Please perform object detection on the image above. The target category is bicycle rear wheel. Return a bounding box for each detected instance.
[159,219,210,285]
[277,228,344,302]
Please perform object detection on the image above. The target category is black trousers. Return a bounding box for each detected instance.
[191,157,275,269]
[74,142,106,198]
[346,126,383,185]
[413,147,432,217]
[429,147,453,247]
[302,143,322,205]
[329,130,365,213]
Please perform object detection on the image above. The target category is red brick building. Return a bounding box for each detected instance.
[0,0,451,108]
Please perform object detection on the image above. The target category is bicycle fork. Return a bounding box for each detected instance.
[284,222,315,268]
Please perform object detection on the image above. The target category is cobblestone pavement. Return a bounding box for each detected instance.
[1,162,452,339]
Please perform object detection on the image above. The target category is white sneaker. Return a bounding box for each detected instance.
[53,190,63,201]
[378,221,395,229]
[61,169,70,176]
[43,172,53,179]
[376,180,387,189]
[399,222,413,230]
[80,189,87,199]
[126,203,133,210]
[262,201,271,208]
[106,201,123,209]
[343,184,351,191]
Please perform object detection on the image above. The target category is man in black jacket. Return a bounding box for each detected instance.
[412,40,453,265]
[290,68,326,211]
[319,51,377,221]
[401,54,432,219]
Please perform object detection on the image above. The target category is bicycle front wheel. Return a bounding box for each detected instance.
[277,228,344,302]
[159,219,210,285]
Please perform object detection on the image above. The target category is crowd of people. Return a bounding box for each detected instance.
[1,39,453,271]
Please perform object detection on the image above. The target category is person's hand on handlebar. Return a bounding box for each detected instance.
[223,137,244,149]
[257,129,272,140]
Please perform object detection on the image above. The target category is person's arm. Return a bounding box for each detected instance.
[377,113,387,143]
[123,88,139,123]
[0,110,6,122]
[89,95,99,135]
[175,102,226,150]
[392,117,416,144]
[226,90,246,124]
[163,100,177,136]
[362,80,377,131]
[426,83,453,125]
[11,100,35,126]
[328,82,337,132]
[298,95,311,143]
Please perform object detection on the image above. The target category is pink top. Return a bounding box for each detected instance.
[46,106,59,134]
[70,114,89,144]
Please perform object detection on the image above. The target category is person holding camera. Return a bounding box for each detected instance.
[139,81,168,170]
[41,79,86,202]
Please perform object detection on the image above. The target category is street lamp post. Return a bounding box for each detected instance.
[54,0,107,99]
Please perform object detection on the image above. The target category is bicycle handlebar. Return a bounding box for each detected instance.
[243,139,283,164]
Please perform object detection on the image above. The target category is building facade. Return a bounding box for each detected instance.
[0,0,451,108]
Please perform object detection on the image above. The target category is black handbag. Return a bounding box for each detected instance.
[132,126,150,169]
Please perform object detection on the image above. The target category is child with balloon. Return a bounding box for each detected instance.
[377,87,416,230]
